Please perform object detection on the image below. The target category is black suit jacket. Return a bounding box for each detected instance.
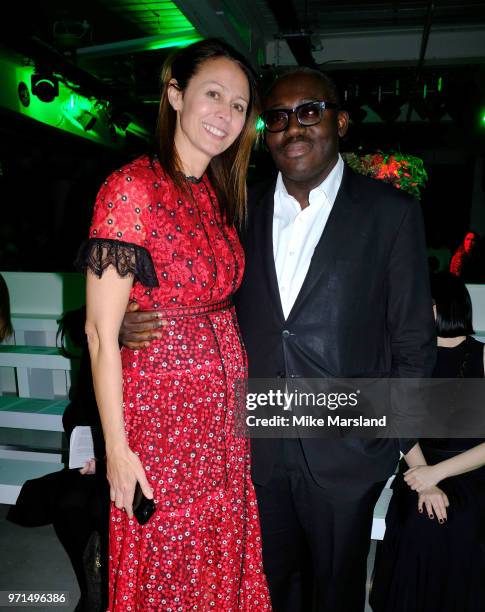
[235,164,436,487]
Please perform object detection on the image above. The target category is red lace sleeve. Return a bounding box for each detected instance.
[76,167,158,287]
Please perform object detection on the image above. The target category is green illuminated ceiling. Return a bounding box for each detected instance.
[100,0,199,38]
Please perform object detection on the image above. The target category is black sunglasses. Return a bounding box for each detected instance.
[260,100,339,133]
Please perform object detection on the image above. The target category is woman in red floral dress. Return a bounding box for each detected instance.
[78,40,271,611]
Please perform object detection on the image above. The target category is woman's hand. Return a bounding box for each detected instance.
[404,464,444,492]
[106,444,153,518]
[417,486,450,523]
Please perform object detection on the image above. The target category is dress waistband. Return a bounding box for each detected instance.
[157,297,233,318]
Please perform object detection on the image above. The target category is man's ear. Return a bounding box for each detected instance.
[167,79,183,111]
[337,110,349,138]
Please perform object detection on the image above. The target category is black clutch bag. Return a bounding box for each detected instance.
[133,482,156,525]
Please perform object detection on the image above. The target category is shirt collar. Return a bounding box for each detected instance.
[275,154,344,208]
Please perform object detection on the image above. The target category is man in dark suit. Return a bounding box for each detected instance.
[235,69,435,612]
[120,69,436,612]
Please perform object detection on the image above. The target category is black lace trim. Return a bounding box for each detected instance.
[175,170,203,184]
[75,238,159,287]
[184,174,203,184]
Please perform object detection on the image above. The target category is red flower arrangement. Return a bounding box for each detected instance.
[342,152,428,199]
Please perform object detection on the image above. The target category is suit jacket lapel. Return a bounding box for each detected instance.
[257,182,286,323]
[286,165,357,323]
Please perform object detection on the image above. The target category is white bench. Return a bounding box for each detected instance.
[0,345,73,370]
[371,487,392,540]
[11,314,60,348]
[0,397,67,432]
[11,314,60,330]
[467,285,485,342]
[0,345,74,399]
[0,458,64,505]
[0,273,84,506]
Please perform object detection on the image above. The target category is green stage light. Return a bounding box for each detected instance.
[256,117,265,132]
[127,121,151,140]
[64,93,92,116]
[31,73,59,102]
[91,0,201,54]
[63,93,97,130]
[143,34,202,52]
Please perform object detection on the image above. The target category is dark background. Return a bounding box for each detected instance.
[1,0,484,272]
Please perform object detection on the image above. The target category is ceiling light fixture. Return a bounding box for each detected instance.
[31,73,59,102]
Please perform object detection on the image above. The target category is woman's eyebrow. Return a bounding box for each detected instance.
[202,80,249,103]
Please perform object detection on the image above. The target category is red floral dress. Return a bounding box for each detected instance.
[78,156,271,611]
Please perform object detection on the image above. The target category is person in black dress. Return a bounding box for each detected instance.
[7,307,110,612]
[370,272,485,612]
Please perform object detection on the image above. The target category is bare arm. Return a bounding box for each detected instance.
[405,442,485,491]
[86,268,153,516]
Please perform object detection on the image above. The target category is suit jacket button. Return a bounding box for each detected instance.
[282,329,290,338]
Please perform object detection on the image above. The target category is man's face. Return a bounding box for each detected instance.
[264,73,349,185]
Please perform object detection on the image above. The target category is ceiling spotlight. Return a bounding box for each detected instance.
[31,73,59,102]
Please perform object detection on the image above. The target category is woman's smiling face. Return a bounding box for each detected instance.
[169,56,250,175]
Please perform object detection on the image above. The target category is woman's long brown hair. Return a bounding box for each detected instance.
[156,39,260,225]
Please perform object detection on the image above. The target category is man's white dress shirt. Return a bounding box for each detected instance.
[273,154,344,319]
